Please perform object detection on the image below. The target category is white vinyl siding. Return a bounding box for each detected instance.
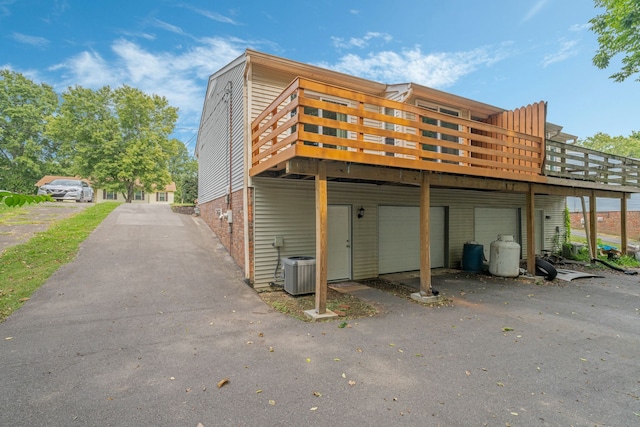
[197,61,245,203]
[474,208,520,260]
[252,177,566,288]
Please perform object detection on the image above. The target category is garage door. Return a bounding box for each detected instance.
[474,207,520,260]
[378,206,445,274]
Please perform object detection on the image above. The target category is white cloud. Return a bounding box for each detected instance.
[541,39,579,67]
[151,18,186,36]
[186,6,238,25]
[49,50,123,88]
[332,32,393,49]
[11,32,50,48]
[320,46,508,88]
[569,23,591,32]
[0,0,15,17]
[522,0,548,23]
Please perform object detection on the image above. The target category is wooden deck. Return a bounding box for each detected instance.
[251,77,640,190]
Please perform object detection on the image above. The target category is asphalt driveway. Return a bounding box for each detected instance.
[1,203,638,426]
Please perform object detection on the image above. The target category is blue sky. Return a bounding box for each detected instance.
[1,0,637,153]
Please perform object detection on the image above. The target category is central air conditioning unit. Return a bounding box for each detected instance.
[282,256,316,295]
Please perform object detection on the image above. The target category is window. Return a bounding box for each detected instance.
[156,192,167,202]
[302,97,349,149]
[417,102,461,164]
[103,190,117,200]
[134,190,145,201]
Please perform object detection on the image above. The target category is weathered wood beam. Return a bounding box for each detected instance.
[315,161,328,314]
[420,172,432,295]
[285,159,639,199]
[526,185,536,274]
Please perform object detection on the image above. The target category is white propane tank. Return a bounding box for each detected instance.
[489,234,521,277]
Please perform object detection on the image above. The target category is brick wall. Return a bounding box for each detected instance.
[570,211,640,239]
[200,189,250,278]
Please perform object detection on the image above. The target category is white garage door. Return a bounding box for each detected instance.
[474,207,520,260]
[378,206,445,274]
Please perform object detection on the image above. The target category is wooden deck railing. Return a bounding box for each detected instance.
[250,78,544,183]
[545,140,640,187]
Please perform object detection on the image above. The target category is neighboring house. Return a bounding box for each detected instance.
[93,182,176,204]
[195,50,640,312]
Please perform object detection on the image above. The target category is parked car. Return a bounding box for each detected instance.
[37,179,94,202]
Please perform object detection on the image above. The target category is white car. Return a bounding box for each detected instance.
[37,179,94,202]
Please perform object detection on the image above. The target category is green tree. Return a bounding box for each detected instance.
[576,131,640,156]
[590,0,640,82]
[0,70,59,192]
[48,85,179,202]
[168,140,198,203]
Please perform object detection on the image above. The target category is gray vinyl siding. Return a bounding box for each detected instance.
[252,177,566,288]
[197,61,245,203]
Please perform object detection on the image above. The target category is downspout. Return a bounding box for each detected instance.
[226,81,233,238]
[243,58,252,284]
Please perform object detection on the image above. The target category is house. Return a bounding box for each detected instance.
[93,182,176,204]
[195,49,640,314]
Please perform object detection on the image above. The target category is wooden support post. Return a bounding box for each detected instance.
[526,185,536,274]
[580,196,594,260]
[621,196,628,255]
[420,172,432,295]
[314,161,328,314]
[589,192,597,259]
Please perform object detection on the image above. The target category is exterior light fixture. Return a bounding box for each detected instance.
[358,207,365,219]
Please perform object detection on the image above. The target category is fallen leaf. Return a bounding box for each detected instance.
[306,358,311,363]
[310,407,318,411]
[256,390,262,393]
[269,347,274,352]
[5,337,13,341]
[502,327,514,332]
[510,412,518,416]
[18,298,29,302]
[580,358,587,362]
[258,332,264,337]
[185,388,192,393]
[348,380,356,386]
[269,400,276,405]
[197,423,204,427]
[217,378,230,388]
[496,382,504,387]
[338,321,347,328]
[465,370,471,376]
[415,353,423,357]
[333,358,340,361]
[398,349,403,353]
[313,391,322,397]
[341,373,346,379]
[246,341,254,344]
[356,347,363,353]
[169,377,175,381]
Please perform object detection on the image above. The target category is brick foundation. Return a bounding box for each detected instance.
[200,189,251,280]
[570,211,640,239]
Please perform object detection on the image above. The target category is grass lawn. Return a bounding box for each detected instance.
[0,202,120,322]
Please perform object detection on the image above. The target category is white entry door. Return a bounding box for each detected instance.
[328,205,351,281]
